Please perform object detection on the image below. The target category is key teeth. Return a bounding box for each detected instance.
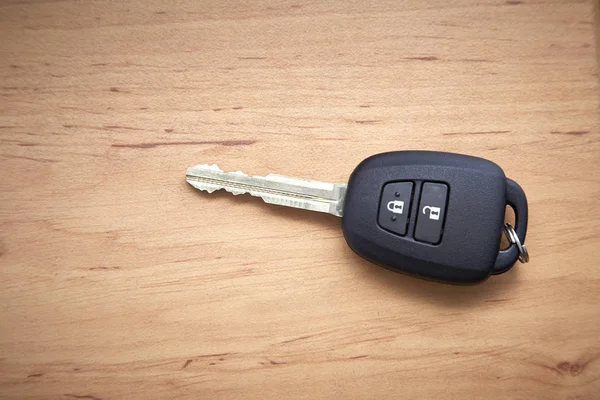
[188,180,248,196]
[226,188,246,196]
[187,181,216,193]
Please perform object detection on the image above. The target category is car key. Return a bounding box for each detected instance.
[186,151,528,283]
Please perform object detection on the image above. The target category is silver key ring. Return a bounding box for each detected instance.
[503,223,529,263]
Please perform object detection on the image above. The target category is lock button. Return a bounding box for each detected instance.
[415,182,448,244]
[378,182,413,236]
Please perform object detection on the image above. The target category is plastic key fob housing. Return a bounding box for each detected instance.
[342,151,528,283]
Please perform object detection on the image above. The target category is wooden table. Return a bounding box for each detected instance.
[1,1,599,398]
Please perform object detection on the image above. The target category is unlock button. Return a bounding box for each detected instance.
[415,182,448,244]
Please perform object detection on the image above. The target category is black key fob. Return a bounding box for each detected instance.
[342,151,528,283]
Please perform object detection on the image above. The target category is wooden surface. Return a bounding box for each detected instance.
[1,0,599,398]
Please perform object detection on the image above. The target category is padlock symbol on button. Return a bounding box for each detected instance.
[422,205,441,220]
[387,200,404,214]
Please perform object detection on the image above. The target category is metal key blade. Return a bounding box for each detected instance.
[186,164,347,217]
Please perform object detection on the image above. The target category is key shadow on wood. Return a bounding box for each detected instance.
[187,183,522,308]
[343,245,523,308]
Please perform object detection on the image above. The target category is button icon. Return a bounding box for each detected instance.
[422,205,441,220]
[379,182,413,236]
[415,182,448,244]
[387,200,404,214]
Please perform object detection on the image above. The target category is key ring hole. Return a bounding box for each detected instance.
[499,204,516,250]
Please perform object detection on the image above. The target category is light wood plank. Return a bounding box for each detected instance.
[1,0,599,398]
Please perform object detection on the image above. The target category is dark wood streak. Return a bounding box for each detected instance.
[269,360,286,365]
[404,56,438,61]
[348,355,369,359]
[104,125,144,131]
[443,130,510,136]
[195,353,230,358]
[529,353,600,377]
[506,0,523,4]
[109,87,130,93]
[27,373,43,377]
[557,361,572,372]
[182,359,193,369]
[530,360,568,375]
[112,140,256,149]
[64,395,102,400]
[280,335,312,344]
[2,154,56,163]
[558,354,600,376]
[550,130,589,135]
[355,120,381,125]
[63,124,144,131]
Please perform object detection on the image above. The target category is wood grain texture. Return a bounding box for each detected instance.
[1,0,599,398]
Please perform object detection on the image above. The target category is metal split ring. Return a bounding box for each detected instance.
[503,223,529,263]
